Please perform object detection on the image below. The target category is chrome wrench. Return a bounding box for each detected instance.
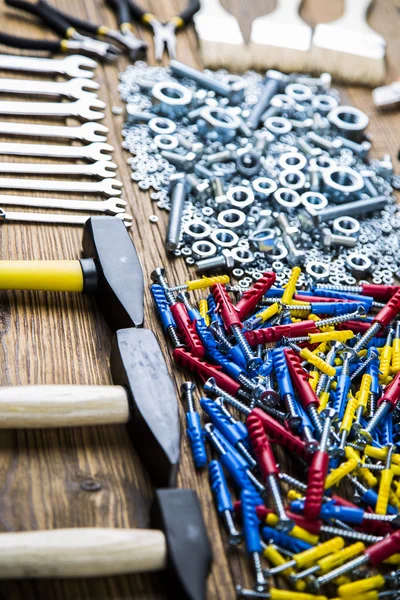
[0,195,127,215]
[0,178,123,197]
[0,121,109,143]
[0,98,105,121]
[0,54,97,79]
[0,160,117,179]
[0,77,99,101]
[0,141,113,162]
[0,208,132,227]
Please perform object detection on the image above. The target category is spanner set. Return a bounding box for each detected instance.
[0,53,131,226]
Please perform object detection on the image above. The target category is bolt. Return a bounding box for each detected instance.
[321,227,357,248]
[247,70,287,130]
[338,136,372,158]
[170,59,240,100]
[307,131,342,153]
[311,195,389,225]
[296,136,322,157]
[196,249,234,273]
[161,150,198,171]
[282,232,305,265]
[291,72,332,90]
[165,175,189,252]
[126,104,153,123]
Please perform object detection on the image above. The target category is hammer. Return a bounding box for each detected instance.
[0,216,144,331]
[0,489,212,600]
[0,327,180,487]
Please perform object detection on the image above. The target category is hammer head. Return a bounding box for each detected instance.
[82,217,144,331]
[151,489,212,600]
[110,328,180,487]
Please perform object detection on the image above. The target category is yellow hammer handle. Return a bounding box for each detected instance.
[0,261,84,292]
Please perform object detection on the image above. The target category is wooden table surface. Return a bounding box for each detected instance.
[0,0,399,598]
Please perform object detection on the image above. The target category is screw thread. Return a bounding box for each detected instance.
[352,321,382,354]
[232,324,256,363]
[364,401,391,436]
[167,324,181,348]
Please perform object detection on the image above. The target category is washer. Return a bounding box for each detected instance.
[191,240,217,259]
[279,170,306,191]
[333,216,360,237]
[323,166,364,194]
[301,191,329,212]
[274,188,302,209]
[279,152,308,172]
[218,208,247,230]
[210,228,239,248]
[183,219,212,240]
[252,177,278,197]
[152,81,193,116]
[328,105,369,140]
[226,186,255,210]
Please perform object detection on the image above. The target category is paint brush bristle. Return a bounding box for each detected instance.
[194,0,250,72]
[310,0,387,87]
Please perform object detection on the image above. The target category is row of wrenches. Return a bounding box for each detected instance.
[0,53,131,226]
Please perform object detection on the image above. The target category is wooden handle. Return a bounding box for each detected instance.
[332,0,385,41]
[0,385,129,428]
[0,528,167,579]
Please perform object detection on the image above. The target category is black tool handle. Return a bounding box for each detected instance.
[5,0,71,36]
[0,30,60,51]
[38,0,100,35]
[127,0,147,22]
[128,0,200,25]
[107,0,131,26]
[178,0,200,25]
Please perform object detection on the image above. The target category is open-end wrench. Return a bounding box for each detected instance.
[0,141,113,162]
[0,121,109,143]
[0,77,99,101]
[0,195,127,215]
[0,177,123,197]
[0,208,132,227]
[0,98,105,121]
[0,54,97,79]
[0,160,117,179]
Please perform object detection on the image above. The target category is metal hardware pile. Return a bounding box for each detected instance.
[151,266,400,598]
[119,60,399,289]
[0,53,131,227]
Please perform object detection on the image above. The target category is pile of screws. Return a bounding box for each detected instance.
[151,266,400,598]
[119,60,399,289]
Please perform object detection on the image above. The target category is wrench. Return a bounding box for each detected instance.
[0,178,123,197]
[0,121,109,143]
[0,77,99,101]
[0,160,117,179]
[0,208,132,227]
[0,98,105,121]
[0,54,97,79]
[0,141,114,162]
[0,195,127,215]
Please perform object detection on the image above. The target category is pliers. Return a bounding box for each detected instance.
[106,0,148,60]
[127,0,201,61]
[3,0,120,61]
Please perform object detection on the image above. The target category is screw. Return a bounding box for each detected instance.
[181,381,196,412]
[203,378,251,416]
[307,131,342,153]
[150,267,175,304]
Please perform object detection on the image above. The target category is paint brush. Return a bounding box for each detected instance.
[250,0,312,73]
[194,0,249,71]
[311,0,386,87]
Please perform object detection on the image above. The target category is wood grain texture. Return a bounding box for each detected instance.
[0,0,398,598]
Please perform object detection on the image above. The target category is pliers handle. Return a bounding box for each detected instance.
[127,0,200,60]
[5,0,120,60]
